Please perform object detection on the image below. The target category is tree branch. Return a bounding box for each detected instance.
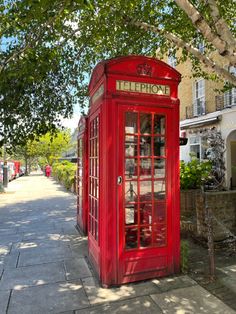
[0,1,67,74]
[174,0,236,65]
[132,20,236,86]
[206,0,236,48]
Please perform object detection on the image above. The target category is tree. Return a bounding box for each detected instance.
[1,0,235,146]
[0,0,86,146]
[12,129,71,173]
[36,130,71,165]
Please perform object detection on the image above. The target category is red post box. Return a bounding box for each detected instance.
[76,116,88,235]
[87,56,181,287]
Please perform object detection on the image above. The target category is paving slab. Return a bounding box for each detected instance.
[75,296,162,314]
[82,276,162,306]
[22,231,61,241]
[12,238,70,251]
[0,244,11,257]
[7,280,89,314]
[152,275,197,292]
[0,252,19,269]
[217,264,236,294]
[70,241,88,257]
[17,222,57,233]
[0,262,66,291]
[64,258,92,280]
[0,290,11,314]
[18,245,73,266]
[0,228,18,236]
[151,285,236,314]
[0,234,23,245]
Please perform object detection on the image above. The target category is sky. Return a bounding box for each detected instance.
[61,104,82,132]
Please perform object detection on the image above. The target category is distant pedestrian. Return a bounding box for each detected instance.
[45,165,51,178]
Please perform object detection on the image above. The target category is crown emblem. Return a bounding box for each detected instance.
[136,63,152,76]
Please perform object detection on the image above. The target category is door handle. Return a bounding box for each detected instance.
[117,176,122,185]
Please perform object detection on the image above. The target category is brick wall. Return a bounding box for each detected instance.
[196,190,236,241]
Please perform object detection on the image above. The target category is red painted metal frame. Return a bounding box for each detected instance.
[76,116,88,235]
[88,56,181,287]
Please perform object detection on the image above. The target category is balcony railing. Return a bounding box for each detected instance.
[216,89,236,110]
[185,100,206,119]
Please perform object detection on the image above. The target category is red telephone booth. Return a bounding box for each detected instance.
[76,116,88,235]
[87,56,181,287]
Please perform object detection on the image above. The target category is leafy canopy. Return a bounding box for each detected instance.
[1,0,235,146]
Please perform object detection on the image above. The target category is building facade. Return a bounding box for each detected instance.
[165,54,236,190]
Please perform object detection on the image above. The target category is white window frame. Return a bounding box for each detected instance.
[189,135,207,161]
[193,79,205,116]
[224,66,236,107]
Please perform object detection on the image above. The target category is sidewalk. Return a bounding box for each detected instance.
[0,173,235,313]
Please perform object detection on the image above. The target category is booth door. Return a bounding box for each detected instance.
[118,105,173,283]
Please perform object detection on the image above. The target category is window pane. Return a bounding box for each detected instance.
[153,202,166,223]
[125,227,138,249]
[140,159,152,178]
[153,181,166,200]
[154,137,165,157]
[154,115,165,134]
[125,205,137,225]
[140,181,152,201]
[140,113,151,134]
[125,136,138,157]
[125,159,138,179]
[125,112,137,133]
[154,159,165,178]
[140,136,151,156]
[190,145,200,159]
[140,203,152,224]
[125,181,138,203]
[153,223,166,247]
[140,226,152,248]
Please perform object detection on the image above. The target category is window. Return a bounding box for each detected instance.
[89,115,99,242]
[189,135,208,160]
[224,66,236,107]
[124,112,167,250]
[193,79,205,116]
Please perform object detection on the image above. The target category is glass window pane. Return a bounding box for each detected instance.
[140,159,152,178]
[140,203,152,224]
[154,137,165,157]
[140,226,152,248]
[140,113,151,134]
[140,181,152,201]
[140,136,151,156]
[125,136,138,157]
[153,224,166,247]
[125,181,138,203]
[125,159,138,179]
[154,159,165,178]
[125,112,137,134]
[125,227,138,249]
[125,204,137,225]
[154,181,166,200]
[94,200,97,219]
[154,115,165,134]
[153,202,166,223]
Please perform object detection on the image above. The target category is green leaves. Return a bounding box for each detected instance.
[1,0,235,146]
[180,159,212,190]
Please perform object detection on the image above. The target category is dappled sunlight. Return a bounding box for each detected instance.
[58,282,83,292]
[13,279,47,291]
[0,246,9,256]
